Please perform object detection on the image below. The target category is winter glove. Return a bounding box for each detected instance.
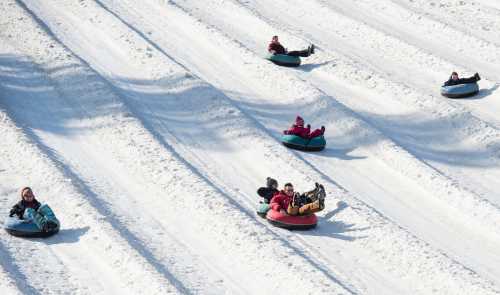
[9,206,22,218]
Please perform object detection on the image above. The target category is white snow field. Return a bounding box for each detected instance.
[1,0,500,294]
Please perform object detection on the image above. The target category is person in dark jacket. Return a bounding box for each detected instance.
[257,177,279,204]
[268,35,314,57]
[284,116,325,139]
[443,72,481,86]
[9,187,41,219]
[9,187,58,232]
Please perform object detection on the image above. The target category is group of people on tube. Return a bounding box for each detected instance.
[259,177,325,216]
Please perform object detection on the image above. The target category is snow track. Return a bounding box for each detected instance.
[1,0,500,294]
[90,0,500,291]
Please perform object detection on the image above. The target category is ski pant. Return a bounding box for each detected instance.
[24,205,58,231]
[287,200,323,216]
[309,128,324,138]
[287,49,310,57]
[457,76,479,84]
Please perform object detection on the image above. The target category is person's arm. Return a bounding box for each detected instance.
[268,43,276,54]
[270,195,282,211]
[9,202,23,218]
[257,187,268,198]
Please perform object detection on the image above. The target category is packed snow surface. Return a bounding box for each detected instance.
[1,0,500,294]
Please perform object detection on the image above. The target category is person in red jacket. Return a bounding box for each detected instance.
[268,35,315,57]
[284,116,310,138]
[284,116,325,139]
[270,183,324,216]
[270,183,295,214]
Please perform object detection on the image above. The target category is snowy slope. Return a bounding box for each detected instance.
[1,0,500,294]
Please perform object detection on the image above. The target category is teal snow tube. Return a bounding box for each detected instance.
[265,53,301,67]
[4,204,60,238]
[441,82,479,98]
[282,134,326,151]
[256,203,271,218]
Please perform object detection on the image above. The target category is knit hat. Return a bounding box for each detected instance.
[295,116,304,126]
[284,182,293,188]
[266,177,278,188]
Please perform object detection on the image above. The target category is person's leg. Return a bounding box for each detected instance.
[37,204,59,231]
[287,203,300,215]
[458,76,479,84]
[25,208,48,230]
[309,129,322,138]
[298,200,323,215]
[287,49,310,57]
[23,208,36,221]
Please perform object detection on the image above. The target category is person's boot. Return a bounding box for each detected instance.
[47,221,58,231]
[319,196,325,210]
[293,192,300,207]
[321,126,325,135]
[310,44,315,54]
[474,72,481,81]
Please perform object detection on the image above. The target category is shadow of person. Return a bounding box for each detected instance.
[475,83,500,99]
[301,201,369,240]
[319,147,366,160]
[461,83,500,100]
[324,201,349,220]
[40,226,90,244]
[298,61,332,72]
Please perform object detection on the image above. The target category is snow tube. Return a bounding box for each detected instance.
[4,204,60,238]
[282,134,326,151]
[266,209,317,230]
[441,82,479,98]
[256,203,270,218]
[265,53,301,67]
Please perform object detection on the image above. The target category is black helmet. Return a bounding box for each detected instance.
[266,177,278,188]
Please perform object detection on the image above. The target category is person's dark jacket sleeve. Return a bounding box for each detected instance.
[9,200,41,219]
[268,43,286,55]
[257,187,279,203]
[443,77,454,86]
[9,201,25,218]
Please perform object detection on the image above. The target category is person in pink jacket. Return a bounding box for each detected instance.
[284,116,325,139]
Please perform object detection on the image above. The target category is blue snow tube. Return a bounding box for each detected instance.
[265,53,301,67]
[441,82,479,98]
[282,134,326,151]
[4,204,60,238]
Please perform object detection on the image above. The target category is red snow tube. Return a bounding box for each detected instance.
[266,209,317,230]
